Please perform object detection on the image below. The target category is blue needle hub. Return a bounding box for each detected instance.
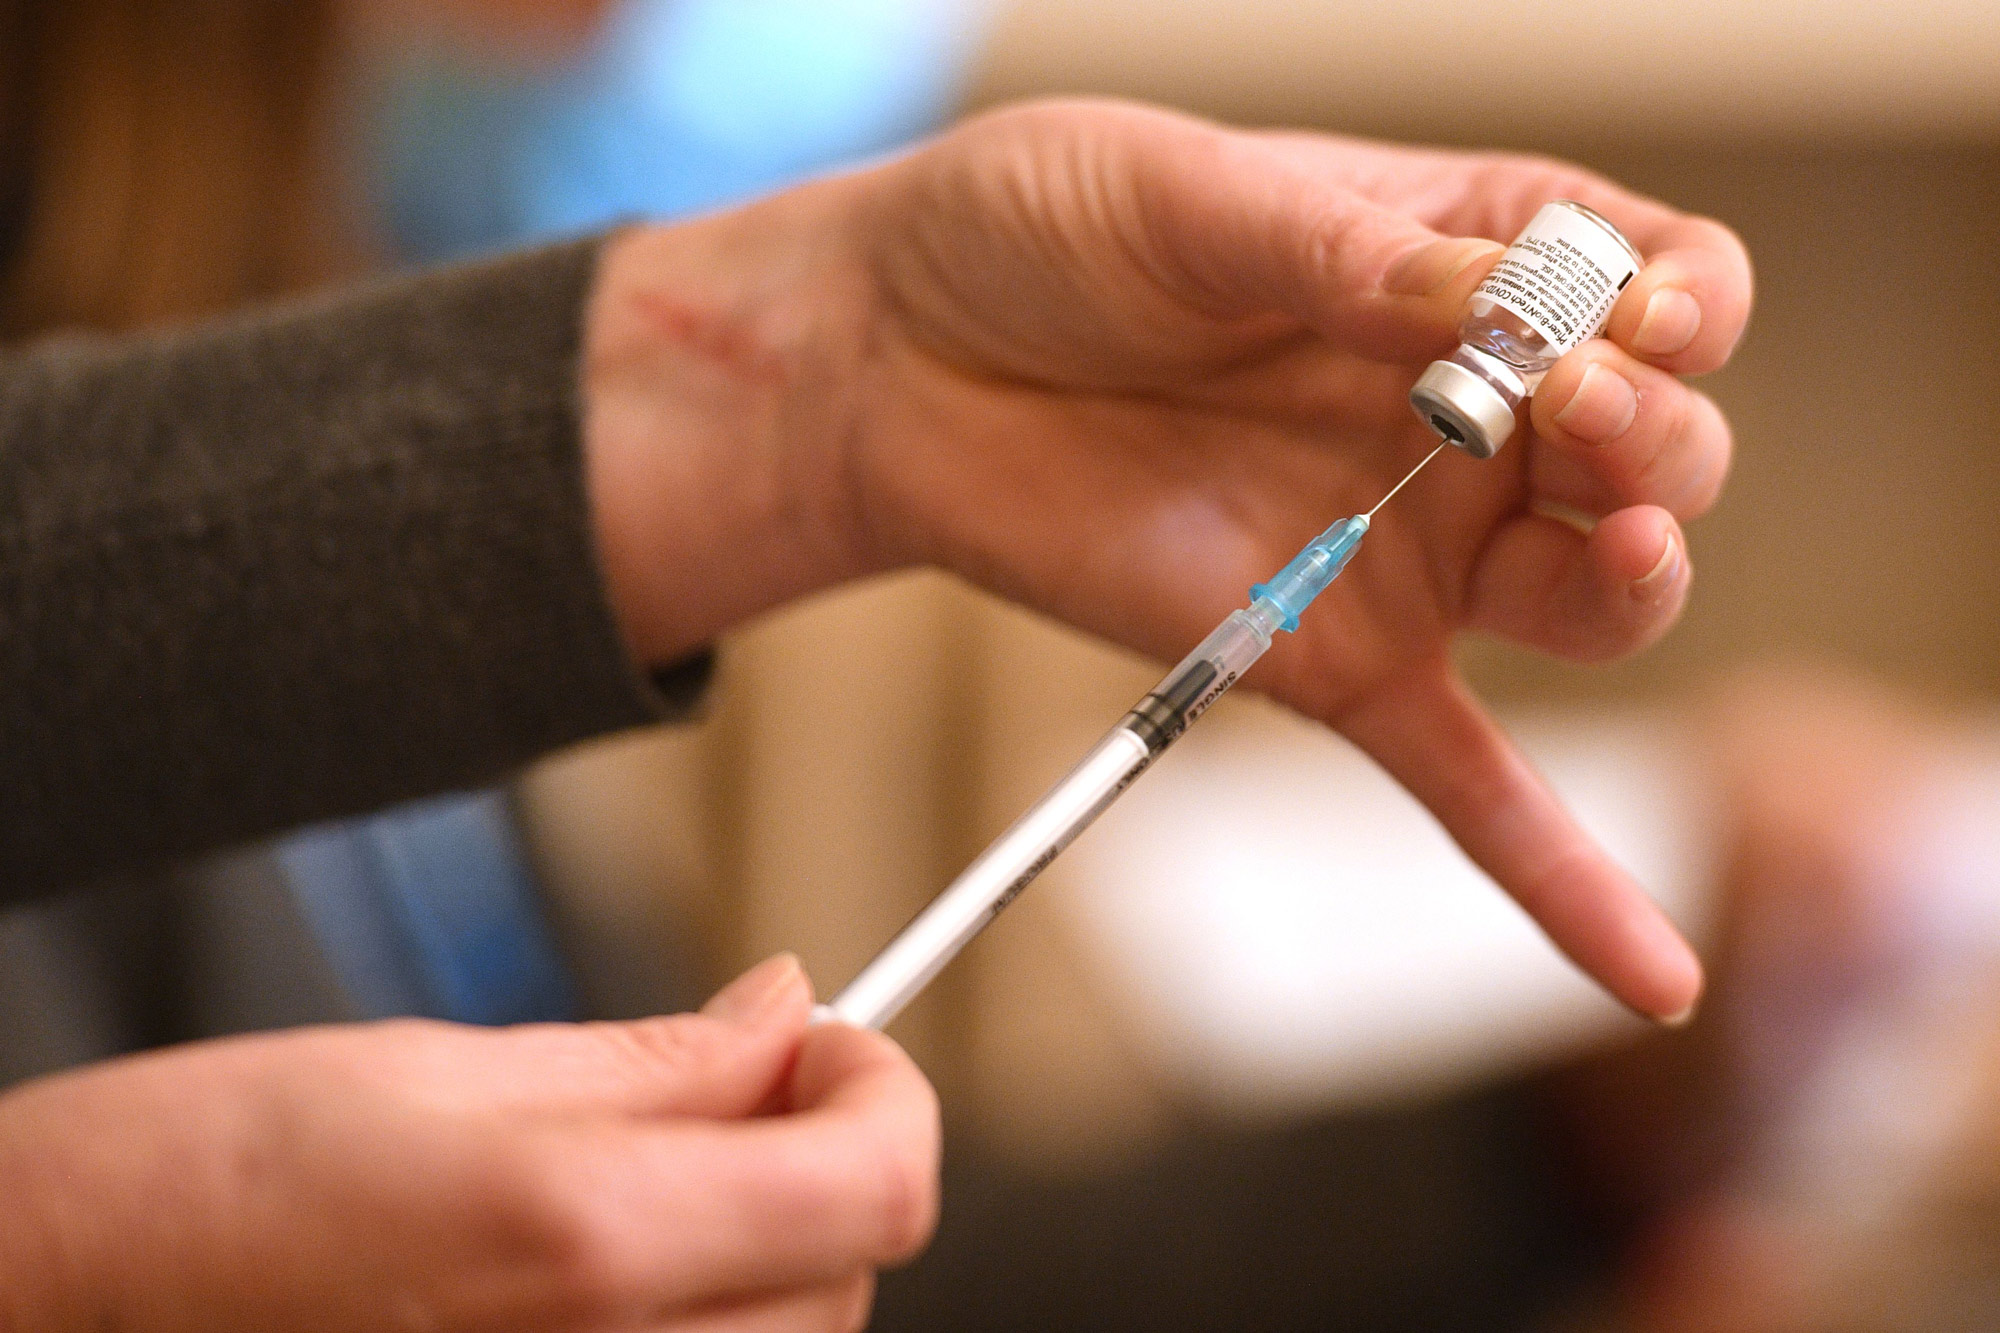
[1249,514,1370,634]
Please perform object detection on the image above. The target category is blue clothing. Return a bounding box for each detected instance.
[276,793,576,1025]
[280,0,987,1024]
[370,0,989,262]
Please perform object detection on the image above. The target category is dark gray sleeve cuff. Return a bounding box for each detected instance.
[0,240,699,901]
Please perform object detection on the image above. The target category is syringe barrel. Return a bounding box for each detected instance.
[822,725,1151,1030]
[821,607,1281,1031]
[1119,607,1277,754]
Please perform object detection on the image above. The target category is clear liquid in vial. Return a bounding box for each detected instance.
[1461,300,1561,390]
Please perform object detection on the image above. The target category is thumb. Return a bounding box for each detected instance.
[1132,113,1502,359]
[548,954,816,1120]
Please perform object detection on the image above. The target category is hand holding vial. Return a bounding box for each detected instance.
[818,177,1740,1030]
[591,104,1753,1025]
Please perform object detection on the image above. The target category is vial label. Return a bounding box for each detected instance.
[1475,202,1641,355]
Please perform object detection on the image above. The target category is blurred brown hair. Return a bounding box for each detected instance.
[0,0,350,340]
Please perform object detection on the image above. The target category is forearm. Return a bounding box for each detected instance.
[0,242,663,900]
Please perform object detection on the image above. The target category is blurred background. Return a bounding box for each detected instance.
[6,1,2000,1329]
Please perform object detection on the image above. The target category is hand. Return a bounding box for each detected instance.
[584,99,1751,1021]
[0,956,938,1332]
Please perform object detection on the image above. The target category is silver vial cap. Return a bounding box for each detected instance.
[1409,359,1517,459]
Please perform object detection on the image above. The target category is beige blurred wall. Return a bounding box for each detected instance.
[969,0,2000,142]
[526,2,2000,1171]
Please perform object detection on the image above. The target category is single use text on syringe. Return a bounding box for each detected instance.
[816,444,1446,1031]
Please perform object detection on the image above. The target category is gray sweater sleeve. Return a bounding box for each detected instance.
[0,240,703,903]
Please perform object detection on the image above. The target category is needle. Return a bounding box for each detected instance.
[817,436,1450,1032]
[1365,442,1447,519]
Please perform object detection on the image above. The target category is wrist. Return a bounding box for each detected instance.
[581,172,886,666]
[0,1087,100,1333]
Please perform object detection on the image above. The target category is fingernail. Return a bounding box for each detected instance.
[1632,287,1701,357]
[1632,531,1682,596]
[1552,362,1638,444]
[702,954,804,1025]
[1382,237,1501,296]
[1660,1002,1699,1029]
[1530,498,1597,536]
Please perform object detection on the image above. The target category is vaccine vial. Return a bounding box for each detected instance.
[1410,200,1643,458]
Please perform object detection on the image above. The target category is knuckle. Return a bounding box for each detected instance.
[1299,191,1367,279]
[594,1014,722,1086]
[1625,381,1692,499]
[542,1205,650,1319]
[1631,386,1716,517]
[1688,215,1753,274]
[1473,151,1618,219]
[484,1147,647,1321]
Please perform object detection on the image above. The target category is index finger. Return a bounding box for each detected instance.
[1326,142,1754,377]
[1446,155,1753,377]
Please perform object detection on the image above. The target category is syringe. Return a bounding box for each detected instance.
[816,443,1447,1030]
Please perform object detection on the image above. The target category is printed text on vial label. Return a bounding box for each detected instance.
[1478,209,1636,354]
